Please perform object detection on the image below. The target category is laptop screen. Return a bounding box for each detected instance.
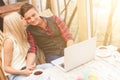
[51,37,96,72]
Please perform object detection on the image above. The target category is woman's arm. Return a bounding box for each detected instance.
[3,38,32,76]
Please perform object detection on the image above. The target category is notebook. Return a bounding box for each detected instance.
[51,37,96,72]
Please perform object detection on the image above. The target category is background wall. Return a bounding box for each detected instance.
[2,0,120,47]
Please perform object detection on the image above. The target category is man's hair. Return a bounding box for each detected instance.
[19,3,36,17]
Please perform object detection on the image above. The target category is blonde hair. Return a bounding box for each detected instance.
[3,12,29,54]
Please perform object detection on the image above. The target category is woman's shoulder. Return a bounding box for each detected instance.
[4,38,13,45]
[3,36,14,45]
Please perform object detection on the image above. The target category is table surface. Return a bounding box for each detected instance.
[44,45,120,80]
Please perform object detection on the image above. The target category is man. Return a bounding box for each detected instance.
[19,3,74,63]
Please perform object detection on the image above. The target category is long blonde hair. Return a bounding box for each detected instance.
[3,12,29,54]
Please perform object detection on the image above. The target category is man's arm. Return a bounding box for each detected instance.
[27,31,36,54]
[53,15,74,47]
[26,31,36,70]
[26,53,36,71]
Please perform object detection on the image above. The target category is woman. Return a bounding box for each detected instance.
[2,12,52,80]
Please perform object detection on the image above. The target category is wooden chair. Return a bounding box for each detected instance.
[0,30,8,80]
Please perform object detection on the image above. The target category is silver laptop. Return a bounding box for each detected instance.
[51,37,96,72]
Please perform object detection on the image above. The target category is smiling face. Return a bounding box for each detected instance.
[24,8,41,26]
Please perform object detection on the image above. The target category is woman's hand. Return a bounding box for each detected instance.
[22,68,32,76]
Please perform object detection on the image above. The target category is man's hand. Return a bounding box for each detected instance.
[26,53,36,70]
[26,63,36,71]
[67,40,74,47]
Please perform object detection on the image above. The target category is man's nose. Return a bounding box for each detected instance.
[31,17,35,21]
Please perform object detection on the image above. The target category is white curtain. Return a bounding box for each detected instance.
[92,0,120,47]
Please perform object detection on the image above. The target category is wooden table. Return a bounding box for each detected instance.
[0,1,27,17]
[0,1,26,31]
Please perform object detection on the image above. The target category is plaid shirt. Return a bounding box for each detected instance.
[52,15,73,41]
[27,15,73,53]
[27,31,36,54]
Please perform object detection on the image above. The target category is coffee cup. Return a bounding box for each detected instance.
[31,69,44,80]
[26,69,50,80]
[34,70,43,75]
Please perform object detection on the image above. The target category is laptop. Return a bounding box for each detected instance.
[51,37,96,72]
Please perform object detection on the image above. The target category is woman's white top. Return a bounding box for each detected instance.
[1,37,27,75]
